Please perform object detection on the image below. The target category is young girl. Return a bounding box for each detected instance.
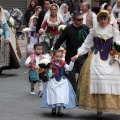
[25,43,44,96]
[27,17,38,57]
[41,50,78,116]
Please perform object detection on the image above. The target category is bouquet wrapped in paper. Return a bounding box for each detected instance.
[109,41,120,65]
[58,24,66,32]
[22,27,31,43]
[39,59,51,69]
[7,17,15,27]
[39,59,53,80]
[22,27,31,33]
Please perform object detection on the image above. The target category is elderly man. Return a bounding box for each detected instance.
[81,2,98,28]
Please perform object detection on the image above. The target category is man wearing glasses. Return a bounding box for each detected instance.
[54,12,89,92]
[81,2,98,29]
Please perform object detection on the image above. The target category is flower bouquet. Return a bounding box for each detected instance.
[109,41,120,65]
[22,27,31,43]
[58,24,66,32]
[7,17,15,28]
[39,59,53,80]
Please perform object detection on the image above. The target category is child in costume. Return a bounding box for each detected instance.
[25,43,44,96]
[41,50,78,116]
[27,17,38,57]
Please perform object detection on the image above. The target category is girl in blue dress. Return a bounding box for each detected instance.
[41,50,78,116]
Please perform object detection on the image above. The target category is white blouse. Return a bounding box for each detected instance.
[78,25,119,55]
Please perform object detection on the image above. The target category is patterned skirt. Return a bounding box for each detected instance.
[77,53,120,113]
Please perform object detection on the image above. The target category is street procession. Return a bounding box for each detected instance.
[1,0,120,119]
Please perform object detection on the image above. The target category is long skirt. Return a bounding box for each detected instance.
[77,53,120,113]
[0,40,20,70]
[41,77,78,109]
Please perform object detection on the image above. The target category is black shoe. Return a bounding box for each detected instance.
[97,112,102,117]
[57,112,63,117]
[52,109,56,116]
[0,70,2,75]
[38,91,43,98]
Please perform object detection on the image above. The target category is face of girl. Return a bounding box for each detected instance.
[54,52,63,63]
[64,5,69,13]
[34,46,42,55]
[106,6,112,14]
[98,17,109,27]
[36,8,41,16]
[50,5,58,16]
[31,1,36,8]
[33,18,37,26]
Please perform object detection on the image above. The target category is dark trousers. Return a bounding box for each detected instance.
[65,54,88,93]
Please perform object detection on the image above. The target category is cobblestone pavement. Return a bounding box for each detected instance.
[0,39,120,120]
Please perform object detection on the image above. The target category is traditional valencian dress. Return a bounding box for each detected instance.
[25,54,44,82]
[0,6,20,73]
[39,4,64,48]
[41,60,78,108]
[77,25,120,113]
[27,24,38,56]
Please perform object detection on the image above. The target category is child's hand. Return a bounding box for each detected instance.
[29,60,33,64]
[71,54,80,62]
[71,56,76,62]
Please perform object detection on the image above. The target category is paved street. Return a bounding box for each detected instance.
[0,39,120,120]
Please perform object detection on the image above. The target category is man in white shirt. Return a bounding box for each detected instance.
[81,2,98,28]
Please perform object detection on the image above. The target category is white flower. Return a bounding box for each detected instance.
[116,41,120,46]
[58,25,66,32]
[8,17,14,26]
[59,47,64,51]
[0,29,3,35]
[39,59,50,65]
[22,27,31,33]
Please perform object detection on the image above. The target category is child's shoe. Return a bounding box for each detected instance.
[31,91,35,95]
[57,112,63,117]
[52,108,56,116]
[38,91,43,97]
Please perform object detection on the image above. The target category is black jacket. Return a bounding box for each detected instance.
[54,24,89,63]
[24,9,35,27]
[36,10,46,33]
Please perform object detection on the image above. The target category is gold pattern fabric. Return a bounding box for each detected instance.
[77,53,120,113]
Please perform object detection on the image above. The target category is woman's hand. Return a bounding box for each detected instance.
[5,40,9,44]
[71,54,80,62]
[39,29,44,35]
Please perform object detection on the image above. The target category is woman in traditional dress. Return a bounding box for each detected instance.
[0,6,20,74]
[72,10,120,117]
[29,6,42,28]
[60,3,72,26]
[39,3,64,48]
[103,4,118,30]
[26,6,42,57]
